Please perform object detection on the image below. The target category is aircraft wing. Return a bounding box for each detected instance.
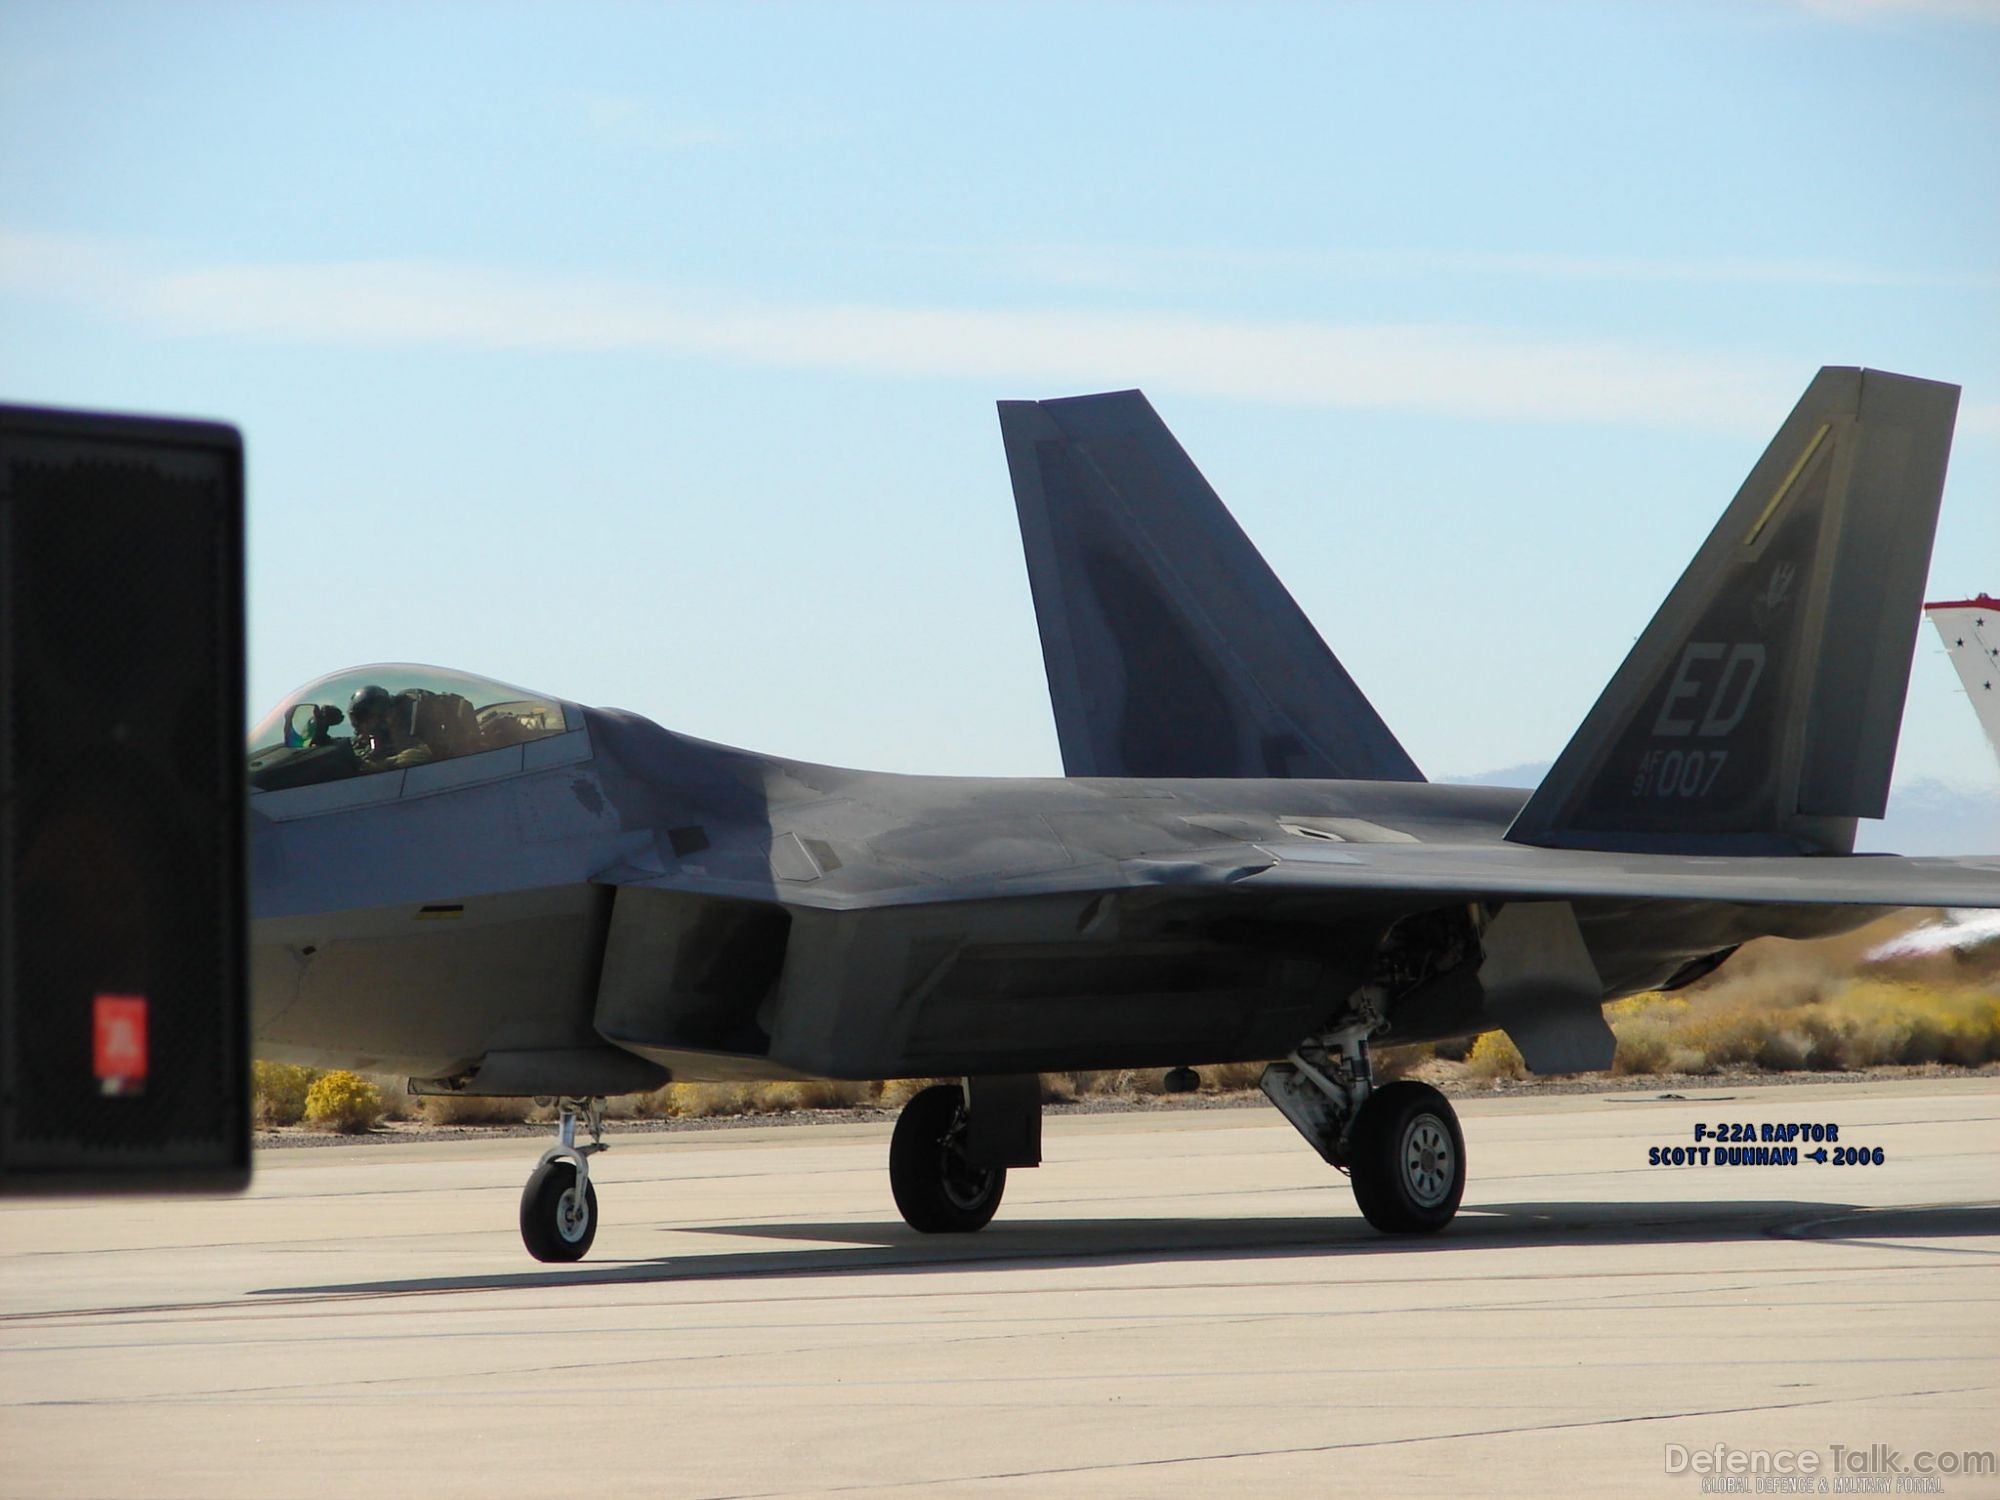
[1222,840,2000,910]
[597,828,2000,914]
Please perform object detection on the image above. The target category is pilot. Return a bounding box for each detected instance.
[348,684,435,771]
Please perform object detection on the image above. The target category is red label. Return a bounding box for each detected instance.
[94,994,148,1094]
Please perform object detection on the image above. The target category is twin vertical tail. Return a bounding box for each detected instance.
[998,369,1959,853]
[997,391,1423,783]
[1507,367,1960,854]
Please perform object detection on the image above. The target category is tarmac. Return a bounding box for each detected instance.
[3,1075,1997,1499]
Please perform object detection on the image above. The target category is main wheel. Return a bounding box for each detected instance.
[520,1157,599,1262]
[889,1083,1006,1233]
[1347,1080,1465,1234]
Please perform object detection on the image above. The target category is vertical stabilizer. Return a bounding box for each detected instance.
[1507,367,1960,853]
[998,391,1422,782]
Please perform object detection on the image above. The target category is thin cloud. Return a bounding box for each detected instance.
[1961,400,2000,438]
[1798,0,2000,21]
[889,240,2000,294]
[0,228,1862,435]
[578,94,734,151]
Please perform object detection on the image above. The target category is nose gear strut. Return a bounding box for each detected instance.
[520,1097,606,1262]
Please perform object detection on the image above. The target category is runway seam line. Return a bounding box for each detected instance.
[688,1383,1995,1499]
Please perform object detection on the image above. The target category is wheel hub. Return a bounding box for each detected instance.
[1401,1113,1455,1209]
[938,1128,996,1209]
[557,1185,590,1240]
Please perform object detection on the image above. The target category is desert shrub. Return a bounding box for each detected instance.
[1464,1030,1526,1081]
[626,1079,888,1119]
[1667,1001,1772,1072]
[1374,1043,1434,1083]
[672,1082,761,1117]
[415,1093,536,1125]
[1611,1015,1675,1075]
[874,1077,941,1110]
[742,1079,858,1112]
[1596,975,2000,1077]
[252,1061,320,1126]
[1825,982,2000,1068]
[617,1065,1278,1122]
[303,1070,384,1134]
[624,1082,690,1118]
[1047,1063,1289,1098]
[358,1073,414,1120]
[1666,1044,1714,1075]
[1046,1070,1139,1101]
[1038,1073,1080,1104]
[1605,991,1684,1022]
[1204,1061,1269,1092]
[1753,1026,1818,1071]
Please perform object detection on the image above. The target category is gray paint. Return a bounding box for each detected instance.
[999,391,1423,782]
[1477,902,1616,1073]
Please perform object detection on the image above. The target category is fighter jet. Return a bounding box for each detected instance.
[248,366,2000,1261]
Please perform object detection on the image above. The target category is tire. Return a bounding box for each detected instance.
[889,1083,1006,1233]
[520,1157,599,1262]
[1347,1080,1465,1234]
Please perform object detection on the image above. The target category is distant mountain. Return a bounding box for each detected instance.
[1854,777,2000,858]
[1442,764,2000,857]
[1444,761,1551,791]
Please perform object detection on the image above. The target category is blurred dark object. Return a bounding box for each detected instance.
[1,403,249,1192]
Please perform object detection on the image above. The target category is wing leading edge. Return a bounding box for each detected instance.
[1227,840,2000,911]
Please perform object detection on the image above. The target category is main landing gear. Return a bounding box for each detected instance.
[889,1083,1005,1232]
[1261,1011,1467,1233]
[520,1097,605,1262]
[888,1076,1041,1233]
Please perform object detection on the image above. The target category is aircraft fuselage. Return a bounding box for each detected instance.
[250,704,1872,1093]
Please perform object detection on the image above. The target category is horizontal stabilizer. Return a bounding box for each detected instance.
[999,391,1423,782]
[1508,368,1960,854]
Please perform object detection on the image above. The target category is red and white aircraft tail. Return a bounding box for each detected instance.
[1876,595,2000,960]
[1926,594,2000,770]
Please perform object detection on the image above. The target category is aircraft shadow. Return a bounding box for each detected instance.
[252,1198,2000,1300]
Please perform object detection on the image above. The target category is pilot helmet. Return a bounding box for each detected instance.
[349,684,392,723]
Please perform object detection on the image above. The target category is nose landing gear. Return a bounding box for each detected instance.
[520,1097,605,1262]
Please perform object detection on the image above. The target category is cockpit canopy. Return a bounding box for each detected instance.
[247,664,569,792]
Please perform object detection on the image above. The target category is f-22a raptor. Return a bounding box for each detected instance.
[248,366,2000,1261]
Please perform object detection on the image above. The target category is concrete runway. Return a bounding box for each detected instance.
[4,1076,1998,1499]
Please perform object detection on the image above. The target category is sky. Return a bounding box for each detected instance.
[3,1,1997,838]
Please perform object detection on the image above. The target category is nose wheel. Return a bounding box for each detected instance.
[520,1098,605,1262]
